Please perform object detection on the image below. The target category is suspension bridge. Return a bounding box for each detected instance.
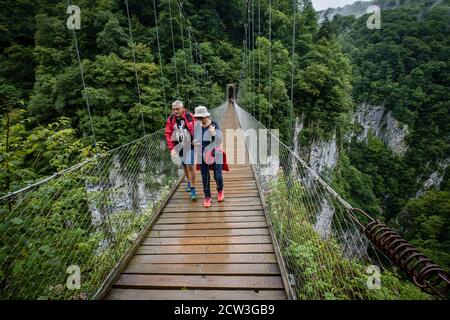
[103,103,287,300]
[1,100,449,300]
[1,0,449,300]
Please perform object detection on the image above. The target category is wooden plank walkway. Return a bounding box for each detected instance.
[105,104,287,300]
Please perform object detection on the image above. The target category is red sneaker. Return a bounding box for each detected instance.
[218,191,224,202]
[203,197,212,208]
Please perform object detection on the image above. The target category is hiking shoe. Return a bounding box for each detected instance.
[185,182,191,192]
[218,191,224,202]
[190,188,197,200]
[203,197,211,208]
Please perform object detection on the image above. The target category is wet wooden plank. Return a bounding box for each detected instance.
[160,210,264,218]
[148,228,270,237]
[173,191,258,196]
[171,194,259,201]
[130,253,278,264]
[185,178,254,182]
[157,216,265,224]
[164,202,262,210]
[123,263,280,275]
[176,183,249,190]
[152,222,267,231]
[180,175,256,180]
[222,172,255,175]
[136,244,274,254]
[142,235,273,246]
[168,197,262,203]
[106,289,286,300]
[163,205,263,213]
[114,274,285,290]
[174,185,258,191]
[173,187,258,192]
[170,195,260,201]
[173,188,260,194]
[180,181,257,186]
[169,196,261,203]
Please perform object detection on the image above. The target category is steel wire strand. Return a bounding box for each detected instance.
[233,103,391,299]
[3,140,155,298]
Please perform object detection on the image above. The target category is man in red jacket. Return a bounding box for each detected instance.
[165,100,197,200]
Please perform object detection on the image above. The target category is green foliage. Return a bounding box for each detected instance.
[332,153,381,218]
[0,1,243,299]
[0,110,93,196]
[294,38,353,139]
[0,180,174,299]
[398,191,450,271]
[239,0,353,143]
[239,37,291,140]
[267,174,432,300]
[0,137,179,299]
[342,135,417,219]
[330,1,450,273]
[1,0,235,150]
[1,0,448,300]
[96,16,128,54]
[333,1,450,172]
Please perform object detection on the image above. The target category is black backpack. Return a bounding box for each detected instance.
[169,111,193,124]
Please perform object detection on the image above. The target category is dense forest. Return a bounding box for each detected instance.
[331,0,450,271]
[238,0,450,272]
[0,0,238,195]
[0,0,449,298]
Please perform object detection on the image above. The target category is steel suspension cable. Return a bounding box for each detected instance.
[168,0,180,97]
[152,0,168,116]
[258,0,261,122]
[186,26,199,106]
[248,0,252,115]
[176,0,212,107]
[67,0,116,242]
[177,1,190,107]
[67,0,98,154]
[247,1,251,115]
[290,0,297,147]
[124,0,146,136]
[252,0,256,117]
[268,0,272,129]
[244,23,248,98]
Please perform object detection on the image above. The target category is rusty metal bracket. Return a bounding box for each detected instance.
[348,208,450,299]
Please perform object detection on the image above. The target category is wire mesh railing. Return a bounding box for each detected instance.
[233,102,448,300]
[0,103,227,300]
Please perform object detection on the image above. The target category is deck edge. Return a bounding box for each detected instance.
[232,103,295,300]
[94,174,184,300]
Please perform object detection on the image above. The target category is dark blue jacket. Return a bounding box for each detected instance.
[194,120,222,151]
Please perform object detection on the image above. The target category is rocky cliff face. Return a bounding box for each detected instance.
[292,104,409,177]
[416,157,450,197]
[318,1,372,23]
[307,136,339,177]
[351,103,409,156]
[86,154,178,226]
[293,103,409,246]
[293,116,340,240]
[294,117,339,178]
[318,0,444,23]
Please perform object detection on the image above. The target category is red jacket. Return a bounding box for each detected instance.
[196,148,230,172]
[164,111,195,151]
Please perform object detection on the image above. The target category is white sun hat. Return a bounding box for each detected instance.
[193,106,210,118]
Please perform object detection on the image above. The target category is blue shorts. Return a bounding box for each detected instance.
[179,146,195,166]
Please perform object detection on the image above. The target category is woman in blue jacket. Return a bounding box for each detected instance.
[193,106,224,208]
